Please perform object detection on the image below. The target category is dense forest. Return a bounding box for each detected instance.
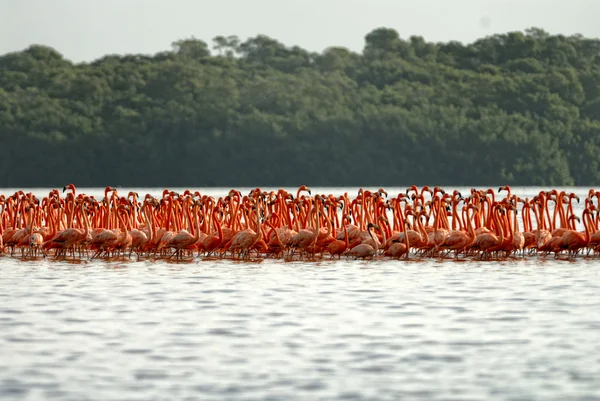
[1,27,600,187]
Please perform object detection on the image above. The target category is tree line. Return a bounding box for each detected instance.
[1,27,600,187]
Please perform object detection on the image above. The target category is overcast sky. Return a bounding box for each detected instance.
[1,0,599,62]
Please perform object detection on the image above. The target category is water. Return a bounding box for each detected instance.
[2,187,600,401]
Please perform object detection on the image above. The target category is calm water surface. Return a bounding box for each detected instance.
[1,187,600,401]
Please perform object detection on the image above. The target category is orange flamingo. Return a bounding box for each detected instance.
[327,218,349,259]
[226,200,263,259]
[45,198,92,259]
[168,199,200,259]
[385,217,410,259]
[559,211,591,258]
[348,223,380,259]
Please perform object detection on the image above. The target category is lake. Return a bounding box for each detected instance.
[1,187,599,401]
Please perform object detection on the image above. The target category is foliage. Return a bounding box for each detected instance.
[1,27,599,186]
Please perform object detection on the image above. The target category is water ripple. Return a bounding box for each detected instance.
[2,256,600,401]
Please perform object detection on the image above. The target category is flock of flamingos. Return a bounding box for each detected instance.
[0,184,598,262]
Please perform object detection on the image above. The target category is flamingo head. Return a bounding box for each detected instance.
[367,223,379,231]
[298,185,311,195]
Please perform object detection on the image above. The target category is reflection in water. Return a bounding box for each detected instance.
[1,257,600,401]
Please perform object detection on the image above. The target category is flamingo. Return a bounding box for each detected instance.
[327,216,350,259]
[288,200,321,259]
[203,209,224,256]
[384,218,410,259]
[471,205,504,260]
[439,205,476,259]
[44,198,92,259]
[558,211,591,258]
[168,199,200,259]
[348,223,380,259]
[226,200,263,259]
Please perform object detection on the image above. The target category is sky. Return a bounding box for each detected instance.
[1,0,599,62]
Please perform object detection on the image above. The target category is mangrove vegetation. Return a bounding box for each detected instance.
[1,27,600,187]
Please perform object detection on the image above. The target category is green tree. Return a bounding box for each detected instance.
[1,27,599,186]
